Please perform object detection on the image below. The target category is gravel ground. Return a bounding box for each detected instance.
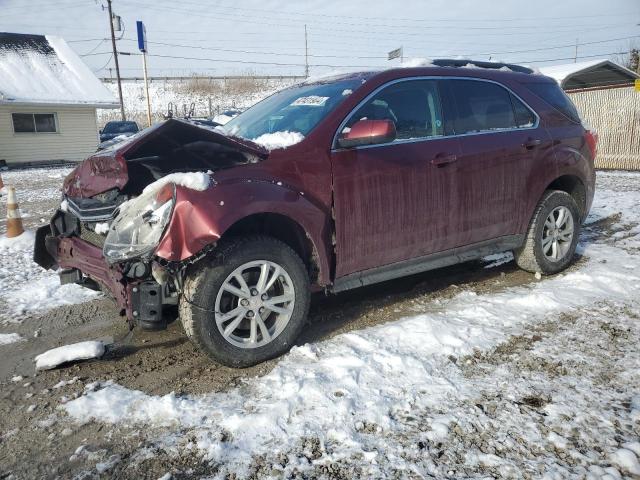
[0,169,638,479]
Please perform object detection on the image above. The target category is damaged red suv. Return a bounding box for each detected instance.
[34,60,596,367]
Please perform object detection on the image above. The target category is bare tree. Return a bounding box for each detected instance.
[612,41,639,72]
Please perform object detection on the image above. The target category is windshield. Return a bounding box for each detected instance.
[104,122,138,134]
[224,79,363,140]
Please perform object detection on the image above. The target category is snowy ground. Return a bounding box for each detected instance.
[0,167,99,323]
[0,171,639,479]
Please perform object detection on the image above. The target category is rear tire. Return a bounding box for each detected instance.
[515,190,580,275]
[179,235,310,368]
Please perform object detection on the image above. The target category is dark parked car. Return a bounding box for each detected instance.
[35,60,596,367]
[99,120,139,142]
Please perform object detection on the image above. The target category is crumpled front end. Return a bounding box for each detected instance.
[33,193,177,330]
[34,119,270,330]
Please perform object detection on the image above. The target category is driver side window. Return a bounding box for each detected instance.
[343,80,444,141]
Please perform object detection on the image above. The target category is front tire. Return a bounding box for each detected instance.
[515,190,581,275]
[179,236,310,367]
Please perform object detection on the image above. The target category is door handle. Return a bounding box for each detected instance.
[523,138,542,150]
[430,154,458,167]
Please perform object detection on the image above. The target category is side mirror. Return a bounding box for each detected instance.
[338,119,396,148]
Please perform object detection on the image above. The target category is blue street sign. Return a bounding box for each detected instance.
[136,21,147,52]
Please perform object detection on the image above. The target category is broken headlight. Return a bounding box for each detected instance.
[103,184,175,263]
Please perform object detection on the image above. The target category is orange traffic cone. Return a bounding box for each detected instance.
[6,186,24,238]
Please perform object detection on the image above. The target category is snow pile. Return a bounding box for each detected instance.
[141,172,211,196]
[0,229,98,321]
[0,230,35,250]
[94,222,110,235]
[0,333,23,345]
[610,448,640,476]
[252,131,305,151]
[0,35,116,106]
[35,341,105,371]
[400,57,434,68]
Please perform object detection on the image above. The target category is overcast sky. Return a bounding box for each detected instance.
[0,0,638,78]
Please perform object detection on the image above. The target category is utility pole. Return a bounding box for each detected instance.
[304,24,309,78]
[107,0,125,120]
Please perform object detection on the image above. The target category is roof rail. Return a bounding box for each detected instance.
[430,59,534,74]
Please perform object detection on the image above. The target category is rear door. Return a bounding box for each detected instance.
[441,78,548,247]
[331,79,461,278]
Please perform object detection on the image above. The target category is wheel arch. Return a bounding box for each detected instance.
[545,175,587,220]
[219,212,324,286]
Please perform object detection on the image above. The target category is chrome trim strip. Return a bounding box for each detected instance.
[331,75,540,152]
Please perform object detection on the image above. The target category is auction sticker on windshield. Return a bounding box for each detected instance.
[291,96,329,107]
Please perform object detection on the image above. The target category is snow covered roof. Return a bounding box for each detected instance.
[538,59,639,90]
[0,32,119,108]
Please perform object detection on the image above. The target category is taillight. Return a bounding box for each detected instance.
[585,129,598,160]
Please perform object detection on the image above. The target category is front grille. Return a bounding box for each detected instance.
[80,224,107,248]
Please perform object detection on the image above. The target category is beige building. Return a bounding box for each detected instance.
[0,32,118,166]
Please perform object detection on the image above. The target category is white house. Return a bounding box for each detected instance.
[0,32,119,166]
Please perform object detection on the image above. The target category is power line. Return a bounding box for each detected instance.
[103,49,632,71]
[102,34,639,63]
[118,0,633,38]
[125,0,639,26]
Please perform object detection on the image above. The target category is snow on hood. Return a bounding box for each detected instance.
[251,131,305,151]
[141,172,212,196]
[0,34,117,106]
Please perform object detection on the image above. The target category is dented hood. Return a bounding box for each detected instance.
[63,119,269,198]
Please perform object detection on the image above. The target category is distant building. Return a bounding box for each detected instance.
[539,59,638,91]
[0,32,118,166]
[540,60,640,171]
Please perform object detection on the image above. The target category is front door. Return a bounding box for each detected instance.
[331,79,461,278]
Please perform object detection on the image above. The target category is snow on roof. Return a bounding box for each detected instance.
[538,59,639,87]
[0,32,119,107]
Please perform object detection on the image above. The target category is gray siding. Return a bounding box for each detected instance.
[0,105,99,165]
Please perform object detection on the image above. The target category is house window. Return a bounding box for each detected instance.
[11,113,58,133]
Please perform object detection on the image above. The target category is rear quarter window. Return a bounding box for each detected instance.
[524,82,581,124]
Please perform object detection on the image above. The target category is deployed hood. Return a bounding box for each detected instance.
[64,119,269,198]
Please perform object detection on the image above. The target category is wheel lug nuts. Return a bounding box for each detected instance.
[251,288,258,296]
[261,294,268,301]
[259,307,265,313]
[241,299,249,307]
[247,310,254,318]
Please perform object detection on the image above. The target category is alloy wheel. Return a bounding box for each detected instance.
[214,260,295,348]
[542,206,575,262]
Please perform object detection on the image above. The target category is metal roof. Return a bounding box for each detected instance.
[0,32,119,108]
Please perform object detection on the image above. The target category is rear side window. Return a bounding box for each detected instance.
[448,80,518,134]
[511,93,536,128]
[344,79,444,140]
[525,82,581,124]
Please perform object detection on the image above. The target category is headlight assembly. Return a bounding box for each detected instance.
[103,184,175,263]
